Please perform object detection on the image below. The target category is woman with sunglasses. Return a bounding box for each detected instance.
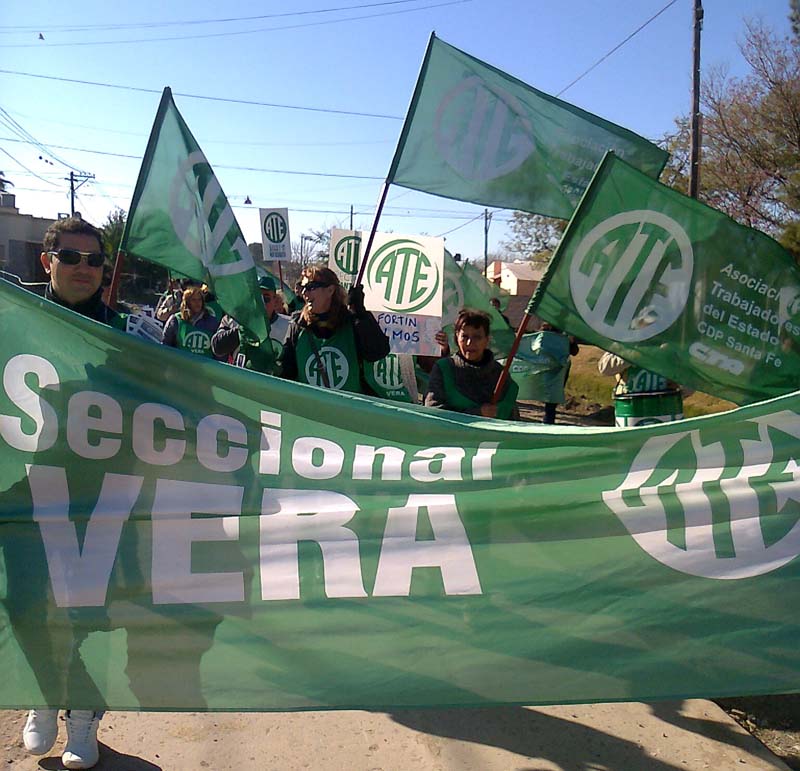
[279,266,389,393]
[161,285,220,357]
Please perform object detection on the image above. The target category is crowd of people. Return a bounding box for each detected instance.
[16,214,692,768]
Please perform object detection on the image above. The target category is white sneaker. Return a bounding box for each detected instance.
[22,708,59,755]
[62,710,100,770]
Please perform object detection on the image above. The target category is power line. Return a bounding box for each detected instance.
[0,107,83,172]
[0,0,433,32]
[0,69,403,120]
[557,0,681,97]
[0,0,469,48]
[0,147,59,186]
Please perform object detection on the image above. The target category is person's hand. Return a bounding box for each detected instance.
[348,284,366,315]
[479,403,498,418]
[434,330,450,355]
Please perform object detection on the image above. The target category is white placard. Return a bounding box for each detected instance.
[259,208,292,262]
[376,311,442,356]
[329,228,364,288]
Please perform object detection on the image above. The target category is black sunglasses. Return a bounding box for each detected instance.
[49,249,106,268]
[299,280,331,292]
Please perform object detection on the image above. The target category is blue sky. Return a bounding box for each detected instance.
[0,0,793,262]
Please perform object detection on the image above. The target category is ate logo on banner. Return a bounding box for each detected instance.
[304,348,350,389]
[435,76,534,182]
[603,410,800,579]
[569,210,694,342]
[334,235,361,277]
[169,151,254,277]
[367,239,441,314]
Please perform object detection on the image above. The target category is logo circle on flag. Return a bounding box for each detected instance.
[568,210,693,342]
[263,212,288,244]
[434,76,535,182]
[602,411,800,579]
[367,239,440,314]
[334,236,361,276]
[304,347,349,389]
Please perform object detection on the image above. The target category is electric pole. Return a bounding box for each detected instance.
[484,208,492,277]
[689,0,703,199]
[66,171,95,216]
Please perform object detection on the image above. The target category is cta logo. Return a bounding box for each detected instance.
[603,410,800,579]
[334,235,361,276]
[367,239,441,313]
[184,330,211,354]
[435,76,535,182]
[169,150,254,277]
[304,347,350,389]
[569,210,693,342]
[263,212,288,244]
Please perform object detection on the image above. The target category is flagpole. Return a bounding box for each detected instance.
[108,249,125,309]
[491,313,530,403]
[354,32,437,288]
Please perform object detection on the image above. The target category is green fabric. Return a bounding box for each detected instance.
[616,365,670,395]
[2,277,800,712]
[363,354,412,402]
[120,87,270,346]
[295,323,361,392]
[504,331,569,403]
[174,315,212,357]
[530,153,800,405]
[389,35,667,220]
[237,331,281,375]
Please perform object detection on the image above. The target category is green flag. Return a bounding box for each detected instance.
[388,34,668,219]
[442,252,515,356]
[2,276,800,710]
[121,87,269,342]
[531,152,800,405]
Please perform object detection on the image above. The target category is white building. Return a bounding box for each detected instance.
[0,194,56,284]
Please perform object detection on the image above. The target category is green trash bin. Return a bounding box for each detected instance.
[613,389,683,427]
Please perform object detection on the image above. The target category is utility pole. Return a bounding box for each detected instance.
[66,171,95,216]
[350,205,354,230]
[483,208,492,277]
[689,0,703,199]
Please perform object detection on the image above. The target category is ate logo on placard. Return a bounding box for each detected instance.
[263,212,288,244]
[367,239,441,314]
[334,235,361,276]
[304,347,349,389]
[603,410,800,579]
[169,150,254,277]
[435,76,535,182]
[569,210,693,342]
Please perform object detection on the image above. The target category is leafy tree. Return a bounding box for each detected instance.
[662,20,800,239]
[499,212,565,264]
[0,171,12,193]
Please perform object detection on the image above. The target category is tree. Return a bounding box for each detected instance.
[499,212,565,264]
[0,171,13,194]
[791,0,800,40]
[101,207,126,256]
[662,20,800,238]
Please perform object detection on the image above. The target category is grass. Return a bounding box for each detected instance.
[567,345,737,418]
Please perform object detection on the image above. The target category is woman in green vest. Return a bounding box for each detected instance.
[161,285,220,357]
[279,266,390,393]
[424,309,519,420]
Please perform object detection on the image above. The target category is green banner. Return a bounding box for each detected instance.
[1,278,799,711]
[120,87,269,343]
[531,153,800,405]
[389,35,668,220]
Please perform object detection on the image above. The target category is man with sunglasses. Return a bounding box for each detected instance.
[19,216,114,768]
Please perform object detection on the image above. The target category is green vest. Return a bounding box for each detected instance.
[363,353,412,402]
[175,315,213,357]
[435,358,518,420]
[295,323,362,392]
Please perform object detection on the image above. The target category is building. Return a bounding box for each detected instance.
[486,260,545,296]
[0,194,56,285]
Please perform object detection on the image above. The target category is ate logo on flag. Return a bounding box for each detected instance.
[569,210,694,342]
[603,411,800,579]
[435,77,534,182]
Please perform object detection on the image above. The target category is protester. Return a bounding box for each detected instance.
[211,274,290,374]
[18,216,114,769]
[201,282,224,319]
[154,278,183,322]
[424,308,519,419]
[278,265,389,392]
[161,286,220,356]
[490,296,512,327]
[598,352,686,426]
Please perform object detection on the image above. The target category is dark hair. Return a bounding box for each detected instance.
[454,308,491,336]
[43,216,104,253]
[299,264,348,328]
